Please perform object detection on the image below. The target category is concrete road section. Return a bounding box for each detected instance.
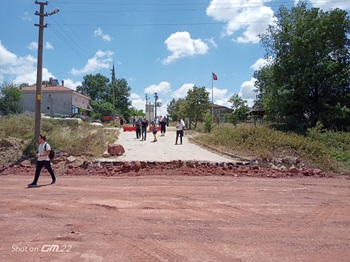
[97,128,245,163]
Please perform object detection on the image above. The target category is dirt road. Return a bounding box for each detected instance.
[96,128,248,163]
[1,174,349,262]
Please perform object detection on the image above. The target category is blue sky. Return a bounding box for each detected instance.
[1,0,349,116]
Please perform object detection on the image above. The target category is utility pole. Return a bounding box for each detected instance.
[111,64,116,109]
[154,92,158,120]
[34,1,47,139]
[34,1,59,139]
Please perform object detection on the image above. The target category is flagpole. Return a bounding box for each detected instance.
[211,73,214,118]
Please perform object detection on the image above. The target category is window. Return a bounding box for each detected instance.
[74,96,78,102]
[82,98,85,104]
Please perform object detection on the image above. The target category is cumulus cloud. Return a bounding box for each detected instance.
[206,0,276,44]
[144,81,171,94]
[130,93,141,99]
[162,31,209,64]
[70,50,113,75]
[250,57,269,70]
[94,27,112,42]
[239,77,258,107]
[62,78,82,90]
[171,83,194,99]
[0,41,56,85]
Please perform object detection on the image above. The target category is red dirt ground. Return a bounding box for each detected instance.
[1,163,350,261]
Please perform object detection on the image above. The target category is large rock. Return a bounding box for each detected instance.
[108,144,125,156]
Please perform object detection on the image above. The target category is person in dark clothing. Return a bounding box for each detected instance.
[160,117,166,136]
[141,118,148,141]
[28,134,56,187]
[135,120,141,139]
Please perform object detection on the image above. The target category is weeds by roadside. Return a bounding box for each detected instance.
[0,114,119,158]
[194,123,349,174]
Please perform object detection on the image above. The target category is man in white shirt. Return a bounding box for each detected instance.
[28,134,56,187]
[175,118,185,145]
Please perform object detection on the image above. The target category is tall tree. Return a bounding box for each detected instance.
[255,3,350,132]
[0,83,23,115]
[184,86,211,128]
[110,78,132,119]
[76,73,110,101]
[228,94,249,124]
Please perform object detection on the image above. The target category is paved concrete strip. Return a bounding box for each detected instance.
[96,128,244,163]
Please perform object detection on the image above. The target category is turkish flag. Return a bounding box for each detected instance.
[212,72,218,80]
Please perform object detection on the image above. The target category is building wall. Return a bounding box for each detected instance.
[72,92,90,111]
[21,91,73,116]
[42,91,72,116]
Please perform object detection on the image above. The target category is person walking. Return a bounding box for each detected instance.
[135,120,141,139]
[141,118,148,141]
[151,121,158,142]
[160,117,166,136]
[175,118,185,145]
[28,134,56,187]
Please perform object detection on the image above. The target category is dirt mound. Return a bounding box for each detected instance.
[0,137,26,165]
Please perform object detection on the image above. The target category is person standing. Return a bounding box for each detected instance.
[151,121,158,142]
[28,134,56,187]
[175,118,185,145]
[141,118,148,141]
[160,117,166,136]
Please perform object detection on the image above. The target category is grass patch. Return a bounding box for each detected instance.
[0,114,118,158]
[193,123,349,174]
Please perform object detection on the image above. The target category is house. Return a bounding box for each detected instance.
[212,104,233,122]
[21,78,91,117]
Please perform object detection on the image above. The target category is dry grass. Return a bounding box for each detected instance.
[0,114,118,158]
[193,123,349,174]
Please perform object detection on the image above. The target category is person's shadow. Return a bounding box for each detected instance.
[26,183,53,188]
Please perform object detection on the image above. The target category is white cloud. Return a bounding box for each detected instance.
[162,31,209,64]
[0,41,56,85]
[207,87,228,101]
[250,57,269,70]
[206,37,218,48]
[215,97,231,108]
[307,0,350,10]
[131,99,146,112]
[171,83,194,99]
[70,50,113,75]
[62,78,82,90]
[239,77,258,107]
[144,81,171,94]
[130,93,141,99]
[27,42,54,51]
[45,42,54,50]
[94,27,112,42]
[206,0,276,44]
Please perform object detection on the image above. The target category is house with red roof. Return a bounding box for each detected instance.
[21,78,91,117]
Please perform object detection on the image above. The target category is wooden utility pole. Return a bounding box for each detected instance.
[34,1,48,139]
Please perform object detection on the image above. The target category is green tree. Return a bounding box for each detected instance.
[129,107,144,118]
[255,3,350,132]
[76,73,110,101]
[90,100,116,119]
[184,86,211,128]
[228,94,250,125]
[0,83,23,115]
[167,98,187,121]
[110,78,132,120]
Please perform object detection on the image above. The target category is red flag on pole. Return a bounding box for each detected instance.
[212,72,218,80]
